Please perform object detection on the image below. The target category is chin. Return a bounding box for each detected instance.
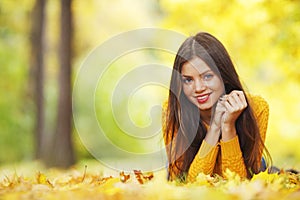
[199,106,212,111]
[198,102,214,110]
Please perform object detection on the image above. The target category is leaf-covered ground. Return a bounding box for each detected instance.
[0,161,300,200]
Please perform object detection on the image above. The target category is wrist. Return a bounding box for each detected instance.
[221,123,237,141]
[205,124,221,146]
[210,122,221,132]
[222,123,235,133]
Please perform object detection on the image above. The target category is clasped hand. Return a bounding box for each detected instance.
[212,90,247,140]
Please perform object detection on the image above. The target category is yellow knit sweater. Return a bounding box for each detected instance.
[162,95,269,181]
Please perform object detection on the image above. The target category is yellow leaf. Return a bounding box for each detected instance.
[36,171,53,188]
[251,170,279,183]
[223,169,241,182]
[36,172,47,184]
[194,173,213,187]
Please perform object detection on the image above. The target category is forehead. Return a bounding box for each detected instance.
[181,57,211,75]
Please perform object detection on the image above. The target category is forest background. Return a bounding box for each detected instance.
[0,0,299,172]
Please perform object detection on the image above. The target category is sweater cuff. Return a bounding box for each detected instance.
[198,140,214,157]
[198,140,219,160]
[220,135,242,157]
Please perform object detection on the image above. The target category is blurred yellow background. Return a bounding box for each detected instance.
[0,0,299,169]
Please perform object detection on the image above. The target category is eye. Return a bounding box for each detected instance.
[182,77,193,84]
[203,73,213,81]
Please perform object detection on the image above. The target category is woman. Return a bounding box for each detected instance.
[162,32,271,182]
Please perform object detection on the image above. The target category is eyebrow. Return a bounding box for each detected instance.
[181,69,212,77]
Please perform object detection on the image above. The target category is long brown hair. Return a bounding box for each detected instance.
[164,32,271,181]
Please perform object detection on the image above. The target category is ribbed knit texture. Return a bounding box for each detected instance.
[162,95,269,182]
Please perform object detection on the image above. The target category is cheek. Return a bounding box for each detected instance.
[206,78,224,92]
[182,85,193,97]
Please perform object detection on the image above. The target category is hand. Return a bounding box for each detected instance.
[219,90,247,141]
[211,98,227,129]
[204,97,226,145]
[220,90,247,126]
[205,90,247,144]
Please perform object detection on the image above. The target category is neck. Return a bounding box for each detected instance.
[200,109,212,125]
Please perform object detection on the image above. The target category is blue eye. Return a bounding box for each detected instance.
[203,73,213,80]
[182,77,193,84]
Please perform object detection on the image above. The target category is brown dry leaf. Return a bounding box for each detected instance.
[90,175,113,186]
[142,172,154,181]
[119,171,130,183]
[133,170,144,184]
[133,170,154,184]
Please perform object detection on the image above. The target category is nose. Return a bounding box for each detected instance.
[195,79,206,93]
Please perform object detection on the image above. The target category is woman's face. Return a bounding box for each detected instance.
[181,57,224,112]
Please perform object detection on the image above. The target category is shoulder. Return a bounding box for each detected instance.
[162,99,169,137]
[163,99,168,110]
[247,94,269,109]
[162,100,169,118]
[246,94,269,117]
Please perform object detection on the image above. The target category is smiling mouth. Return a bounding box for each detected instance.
[196,94,210,104]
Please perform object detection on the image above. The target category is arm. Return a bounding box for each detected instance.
[220,136,247,178]
[250,95,269,144]
[219,91,248,178]
[220,95,269,177]
[187,129,220,182]
[187,100,225,182]
[250,95,269,164]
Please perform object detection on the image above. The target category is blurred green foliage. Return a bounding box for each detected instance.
[0,0,34,163]
[0,0,299,169]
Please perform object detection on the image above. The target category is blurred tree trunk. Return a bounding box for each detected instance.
[51,0,75,168]
[29,0,46,161]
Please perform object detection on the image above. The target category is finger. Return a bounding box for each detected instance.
[234,91,247,108]
[220,93,239,110]
[216,101,227,113]
[229,91,247,109]
[229,90,244,98]
[227,94,239,107]
[219,95,229,104]
[217,97,228,110]
[211,101,226,128]
[215,101,227,117]
[238,92,248,108]
[219,95,236,112]
[231,92,247,110]
[224,99,235,113]
[231,90,245,100]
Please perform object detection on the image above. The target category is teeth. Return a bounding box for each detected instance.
[198,95,208,100]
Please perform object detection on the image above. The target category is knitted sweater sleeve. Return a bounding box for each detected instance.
[220,135,247,177]
[220,95,269,178]
[187,136,247,181]
[187,140,219,182]
[250,95,269,163]
[250,95,269,145]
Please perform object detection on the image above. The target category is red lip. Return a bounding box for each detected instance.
[196,93,210,104]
